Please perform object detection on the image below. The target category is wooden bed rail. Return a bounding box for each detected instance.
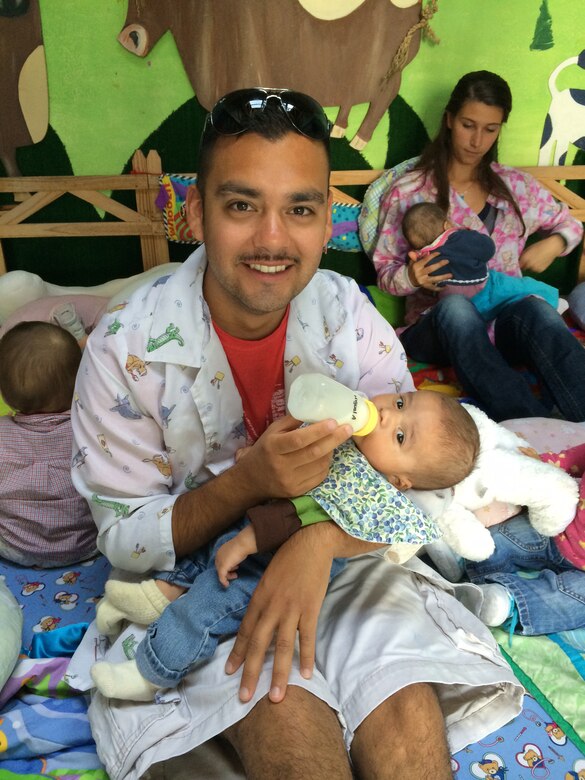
[329,165,585,220]
[0,151,583,276]
[0,150,168,275]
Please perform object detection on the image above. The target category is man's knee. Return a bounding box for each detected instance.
[224,688,351,779]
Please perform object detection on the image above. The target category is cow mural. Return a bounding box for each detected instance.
[539,49,585,165]
[118,0,435,150]
[0,0,48,176]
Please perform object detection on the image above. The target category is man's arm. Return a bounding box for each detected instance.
[226,520,385,703]
[171,414,353,557]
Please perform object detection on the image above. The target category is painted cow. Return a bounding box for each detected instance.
[539,49,585,166]
[118,0,426,150]
[0,0,48,175]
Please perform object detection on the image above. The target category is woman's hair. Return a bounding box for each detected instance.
[0,321,82,413]
[414,395,480,490]
[415,70,524,231]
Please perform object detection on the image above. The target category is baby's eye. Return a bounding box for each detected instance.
[396,397,404,409]
[396,429,405,445]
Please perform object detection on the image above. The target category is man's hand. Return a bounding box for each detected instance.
[224,522,385,704]
[235,415,353,502]
[407,250,452,290]
[172,416,351,557]
[225,524,335,704]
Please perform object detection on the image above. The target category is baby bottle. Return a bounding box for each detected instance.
[287,373,378,436]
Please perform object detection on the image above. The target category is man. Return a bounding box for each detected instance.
[72,88,522,779]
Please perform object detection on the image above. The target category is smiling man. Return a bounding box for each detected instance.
[72,88,522,780]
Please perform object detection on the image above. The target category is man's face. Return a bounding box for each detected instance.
[354,390,443,490]
[187,131,332,337]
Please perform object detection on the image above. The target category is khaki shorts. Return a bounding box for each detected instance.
[86,554,523,780]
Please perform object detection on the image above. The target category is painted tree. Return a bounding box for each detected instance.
[530,0,554,51]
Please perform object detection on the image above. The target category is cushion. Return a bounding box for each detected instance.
[358,156,419,256]
[0,578,23,688]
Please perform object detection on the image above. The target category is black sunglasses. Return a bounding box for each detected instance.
[207,88,332,141]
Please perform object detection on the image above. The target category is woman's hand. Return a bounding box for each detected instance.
[519,235,566,274]
[407,250,452,291]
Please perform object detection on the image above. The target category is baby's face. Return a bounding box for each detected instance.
[354,390,443,490]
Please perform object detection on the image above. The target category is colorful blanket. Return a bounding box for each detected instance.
[0,555,111,779]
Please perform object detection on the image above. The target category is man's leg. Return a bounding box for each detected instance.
[351,683,453,780]
[224,687,352,780]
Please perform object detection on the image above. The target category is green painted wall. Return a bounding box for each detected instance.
[3,0,584,284]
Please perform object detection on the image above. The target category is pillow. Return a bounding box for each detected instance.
[328,202,362,252]
[358,156,420,256]
[0,578,23,688]
[157,173,199,244]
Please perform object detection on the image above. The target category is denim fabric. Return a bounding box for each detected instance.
[400,295,585,422]
[138,519,346,688]
[465,513,585,635]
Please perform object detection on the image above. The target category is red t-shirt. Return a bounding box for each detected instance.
[213,309,289,445]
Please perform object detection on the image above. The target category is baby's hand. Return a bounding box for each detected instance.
[517,445,540,461]
[215,524,259,587]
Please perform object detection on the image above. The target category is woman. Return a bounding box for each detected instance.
[369,70,585,422]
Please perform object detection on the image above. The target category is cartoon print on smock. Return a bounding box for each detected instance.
[284,355,301,373]
[147,323,185,352]
[97,434,113,457]
[105,317,123,337]
[308,439,439,545]
[72,446,88,468]
[470,751,507,780]
[126,353,149,381]
[142,453,172,478]
[110,393,143,420]
[91,494,130,518]
[327,353,344,369]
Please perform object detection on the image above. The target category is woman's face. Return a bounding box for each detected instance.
[447,100,505,167]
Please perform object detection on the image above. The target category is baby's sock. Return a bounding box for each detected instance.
[91,659,161,701]
[96,579,171,636]
[478,583,515,627]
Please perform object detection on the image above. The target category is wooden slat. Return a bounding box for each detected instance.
[133,149,170,270]
[0,174,149,192]
[0,222,166,238]
[0,191,63,225]
[74,189,150,223]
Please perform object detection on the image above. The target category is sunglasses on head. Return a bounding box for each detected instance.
[207,88,332,141]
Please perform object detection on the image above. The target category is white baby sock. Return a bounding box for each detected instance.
[478,583,515,627]
[96,579,171,636]
[91,659,161,701]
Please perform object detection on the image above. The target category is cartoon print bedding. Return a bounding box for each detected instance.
[0,552,583,778]
[1,413,585,778]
